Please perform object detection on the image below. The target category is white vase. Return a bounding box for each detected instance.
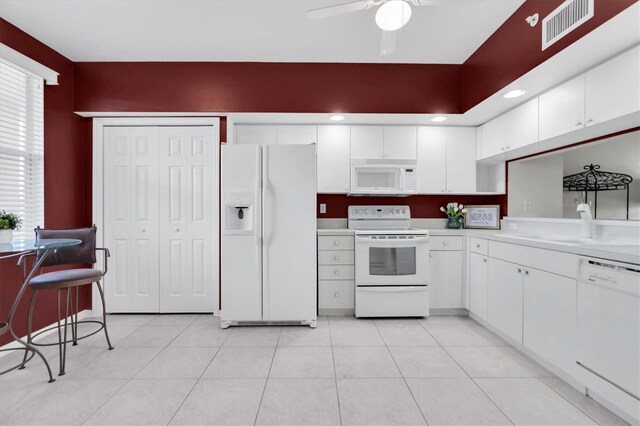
[0,229,13,243]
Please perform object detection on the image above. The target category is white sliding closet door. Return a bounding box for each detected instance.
[159,127,217,312]
[103,125,218,313]
[104,127,160,312]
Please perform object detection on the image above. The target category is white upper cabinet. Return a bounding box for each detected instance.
[351,126,417,160]
[479,98,538,159]
[351,126,384,159]
[317,125,350,193]
[383,126,417,160]
[235,125,277,145]
[417,127,476,194]
[417,127,446,193]
[446,127,476,193]
[538,74,586,141]
[585,46,640,126]
[276,125,317,145]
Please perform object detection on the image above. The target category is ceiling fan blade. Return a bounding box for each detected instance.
[380,30,398,56]
[306,0,374,20]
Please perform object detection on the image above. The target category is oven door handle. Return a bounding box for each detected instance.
[356,236,430,245]
[358,286,428,292]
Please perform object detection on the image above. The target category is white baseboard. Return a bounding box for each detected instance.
[0,309,93,356]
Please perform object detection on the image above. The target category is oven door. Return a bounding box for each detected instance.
[355,235,429,286]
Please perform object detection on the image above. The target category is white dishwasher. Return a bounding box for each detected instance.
[576,257,640,424]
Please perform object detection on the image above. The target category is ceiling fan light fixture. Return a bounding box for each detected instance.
[430,116,447,122]
[375,0,412,32]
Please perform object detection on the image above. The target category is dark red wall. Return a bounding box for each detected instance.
[318,194,507,219]
[74,62,463,114]
[0,19,91,345]
[462,0,638,111]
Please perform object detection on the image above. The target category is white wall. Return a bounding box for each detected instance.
[508,154,564,218]
[562,132,640,220]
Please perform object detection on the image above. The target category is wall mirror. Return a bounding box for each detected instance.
[508,130,640,221]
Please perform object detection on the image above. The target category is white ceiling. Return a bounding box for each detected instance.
[0,0,523,63]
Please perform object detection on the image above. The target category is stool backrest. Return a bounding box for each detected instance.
[34,226,97,267]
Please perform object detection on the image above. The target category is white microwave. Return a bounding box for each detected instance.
[350,160,417,196]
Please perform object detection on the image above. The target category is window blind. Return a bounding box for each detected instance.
[0,59,44,240]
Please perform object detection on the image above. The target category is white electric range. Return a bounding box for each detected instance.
[348,206,430,318]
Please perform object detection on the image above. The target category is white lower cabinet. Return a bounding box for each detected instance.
[487,257,524,344]
[317,234,355,315]
[523,268,577,377]
[428,236,463,310]
[469,252,488,320]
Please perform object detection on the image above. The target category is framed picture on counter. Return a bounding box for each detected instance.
[464,205,501,230]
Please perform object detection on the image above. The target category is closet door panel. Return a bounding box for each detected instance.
[104,127,160,312]
[159,127,217,312]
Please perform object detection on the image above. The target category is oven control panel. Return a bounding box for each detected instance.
[348,205,410,220]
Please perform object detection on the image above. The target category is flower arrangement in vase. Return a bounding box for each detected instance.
[0,211,22,243]
[440,202,467,229]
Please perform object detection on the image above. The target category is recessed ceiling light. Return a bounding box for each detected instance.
[503,89,526,99]
[375,0,412,32]
[430,116,447,122]
[330,115,345,121]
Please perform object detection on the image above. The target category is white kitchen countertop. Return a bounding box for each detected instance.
[317,228,355,236]
[316,226,639,265]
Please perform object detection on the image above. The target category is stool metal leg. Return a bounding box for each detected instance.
[96,281,114,350]
[72,287,79,346]
[19,290,38,370]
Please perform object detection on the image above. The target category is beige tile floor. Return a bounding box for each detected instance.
[0,314,629,426]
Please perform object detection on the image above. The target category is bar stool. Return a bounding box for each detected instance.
[19,226,113,376]
[0,321,35,375]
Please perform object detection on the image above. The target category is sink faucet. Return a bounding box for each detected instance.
[577,203,594,238]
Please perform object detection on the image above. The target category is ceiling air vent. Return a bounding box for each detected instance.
[542,0,594,50]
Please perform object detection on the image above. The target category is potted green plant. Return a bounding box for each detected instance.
[0,211,22,243]
[440,202,467,229]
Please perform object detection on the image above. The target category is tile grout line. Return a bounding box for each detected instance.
[252,326,282,426]
[537,376,619,426]
[373,320,430,426]
[438,332,516,426]
[328,319,344,426]
[165,317,230,425]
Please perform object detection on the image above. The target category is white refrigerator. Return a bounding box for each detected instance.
[221,144,317,328]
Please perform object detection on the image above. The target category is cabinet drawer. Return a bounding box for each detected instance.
[318,280,354,309]
[469,237,488,255]
[318,236,354,250]
[318,265,354,280]
[318,251,354,265]
[488,241,578,279]
[429,236,463,251]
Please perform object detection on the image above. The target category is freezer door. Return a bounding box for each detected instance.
[263,144,317,322]
[221,144,262,322]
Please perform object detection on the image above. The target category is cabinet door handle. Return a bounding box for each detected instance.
[482,258,487,263]
[575,121,583,126]
[429,253,433,258]
[500,147,505,151]
[334,292,340,297]
[476,244,480,248]
[443,242,448,246]
[516,268,522,273]
[141,228,146,233]
[333,241,340,246]
[441,189,445,193]
[334,270,340,275]
[524,270,529,275]
[586,118,593,124]
[334,256,340,261]
[175,228,180,232]
[448,189,452,193]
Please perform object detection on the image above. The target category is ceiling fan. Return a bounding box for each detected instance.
[306,0,472,56]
